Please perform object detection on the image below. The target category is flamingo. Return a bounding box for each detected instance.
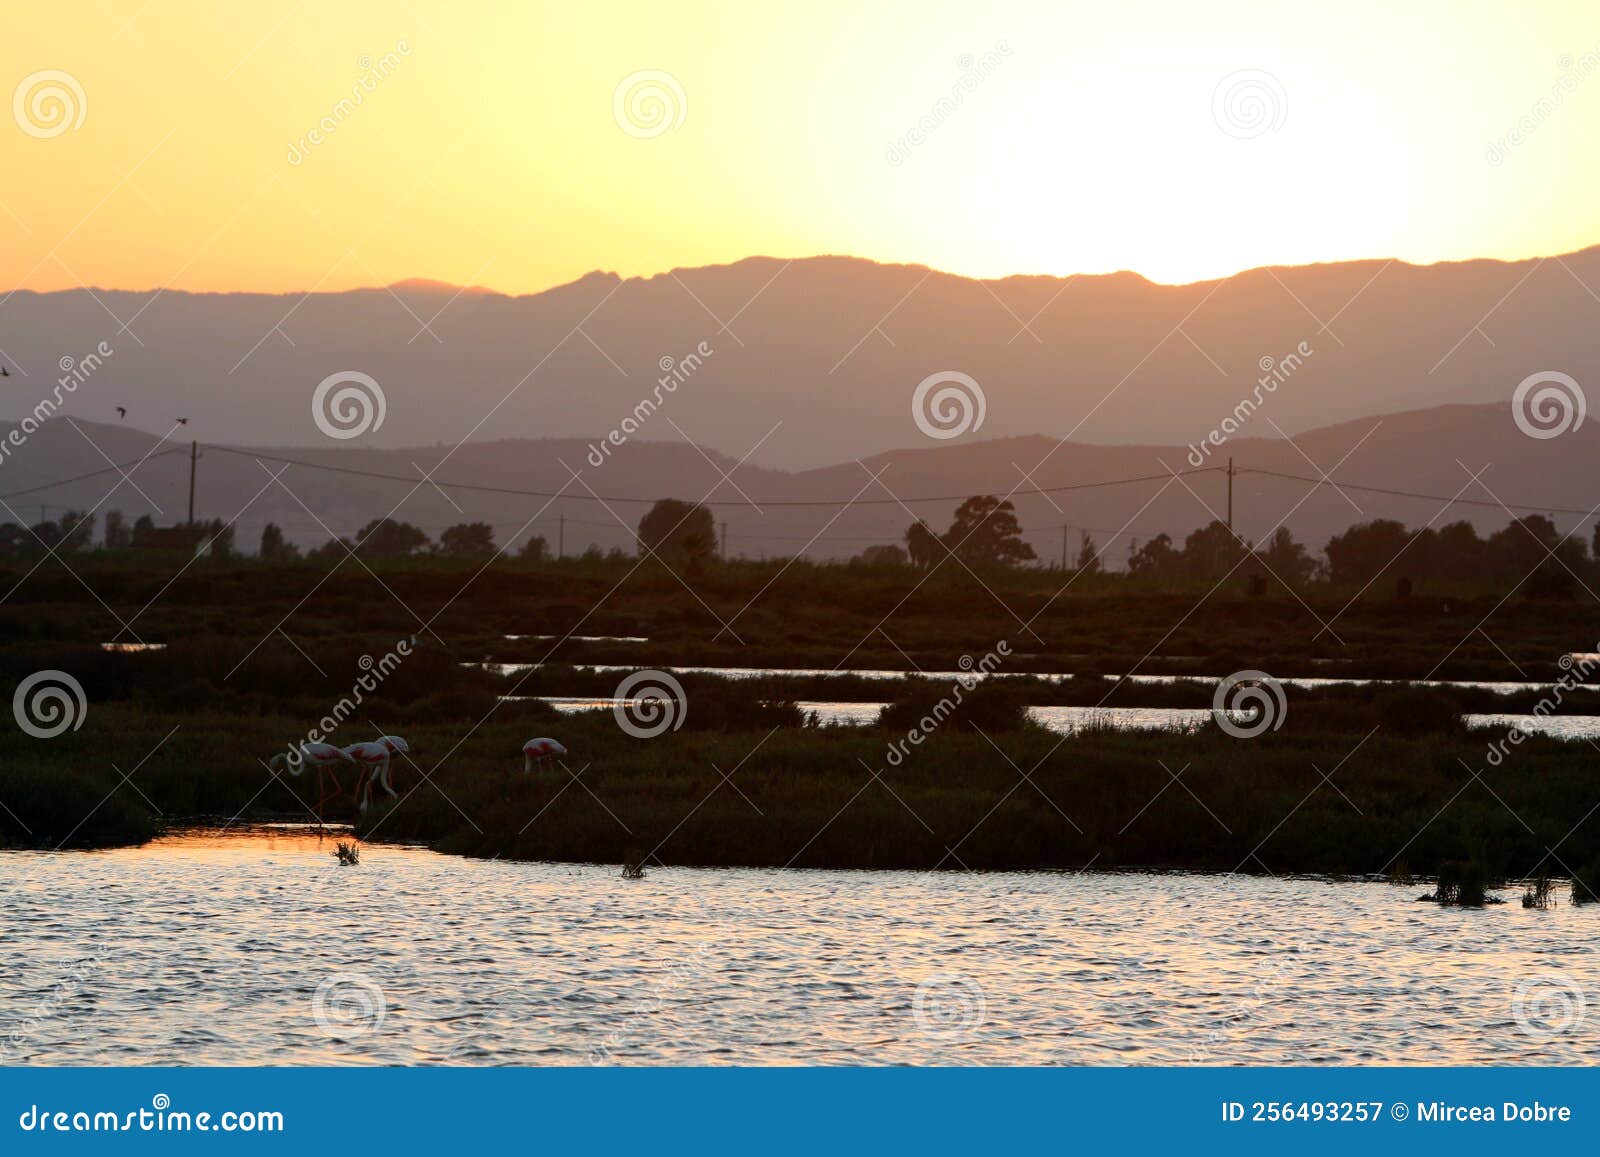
[343,735,409,811]
[267,741,352,776]
[523,737,568,772]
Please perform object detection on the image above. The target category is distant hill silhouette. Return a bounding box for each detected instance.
[2,403,1595,565]
[2,248,1599,471]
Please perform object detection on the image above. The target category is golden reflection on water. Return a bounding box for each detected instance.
[3,827,1598,1066]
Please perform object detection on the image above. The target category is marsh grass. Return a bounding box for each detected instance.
[1434,861,1493,907]
[1521,876,1555,909]
[1,552,1591,683]
[7,617,1600,883]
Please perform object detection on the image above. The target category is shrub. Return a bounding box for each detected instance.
[876,677,1036,734]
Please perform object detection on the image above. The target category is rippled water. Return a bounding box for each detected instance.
[3,829,1597,1066]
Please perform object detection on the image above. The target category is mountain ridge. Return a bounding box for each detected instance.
[3,247,1598,472]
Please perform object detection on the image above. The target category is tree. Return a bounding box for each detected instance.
[1128,534,1181,579]
[103,510,131,550]
[855,544,908,566]
[1256,526,1315,584]
[1324,520,1412,585]
[29,519,61,550]
[57,511,95,552]
[904,519,943,568]
[636,499,714,563]
[309,537,354,561]
[259,522,299,561]
[439,522,497,557]
[0,523,29,558]
[1074,532,1102,575]
[131,515,155,548]
[196,518,234,559]
[353,518,431,559]
[518,535,547,563]
[942,496,1035,567]
[1181,520,1247,581]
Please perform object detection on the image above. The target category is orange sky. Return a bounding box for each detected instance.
[4,1,1599,295]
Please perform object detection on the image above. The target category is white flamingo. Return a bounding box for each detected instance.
[343,735,410,812]
[523,737,568,771]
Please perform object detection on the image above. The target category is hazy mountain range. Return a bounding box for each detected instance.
[0,403,1594,565]
[2,247,1599,474]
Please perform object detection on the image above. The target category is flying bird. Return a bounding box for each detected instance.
[0,366,9,377]
[175,417,189,425]
[116,406,126,419]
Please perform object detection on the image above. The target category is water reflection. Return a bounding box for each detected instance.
[3,827,1596,1066]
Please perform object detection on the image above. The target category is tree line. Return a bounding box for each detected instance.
[1,499,1592,594]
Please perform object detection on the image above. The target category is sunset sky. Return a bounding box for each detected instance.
[4,0,1598,295]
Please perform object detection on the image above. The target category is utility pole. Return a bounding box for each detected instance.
[187,440,198,526]
[1226,456,1234,533]
[1061,524,1069,570]
[558,513,565,559]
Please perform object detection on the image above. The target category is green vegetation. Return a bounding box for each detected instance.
[3,661,1600,895]
[0,546,1596,682]
[2,514,1599,887]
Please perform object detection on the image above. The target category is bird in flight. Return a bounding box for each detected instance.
[175,417,189,425]
[116,406,127,419]
[0,366,9,377]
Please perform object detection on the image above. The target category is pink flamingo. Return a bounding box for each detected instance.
[267,741,352,776]
[267,742,356,820]
[342,735,410,812]
[523,737,568,771]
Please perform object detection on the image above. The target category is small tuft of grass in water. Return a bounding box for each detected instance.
[1431,860,1492,906]
[1521,876,1555,909]
[1570,861,1600,906]
[333,840,360,866]
[621,846,646,879]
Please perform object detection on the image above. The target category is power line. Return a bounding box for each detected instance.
[6,443,1594,531]
[0,447,188,502]
[199,443,1219,507]
[1239,467,1600,519]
